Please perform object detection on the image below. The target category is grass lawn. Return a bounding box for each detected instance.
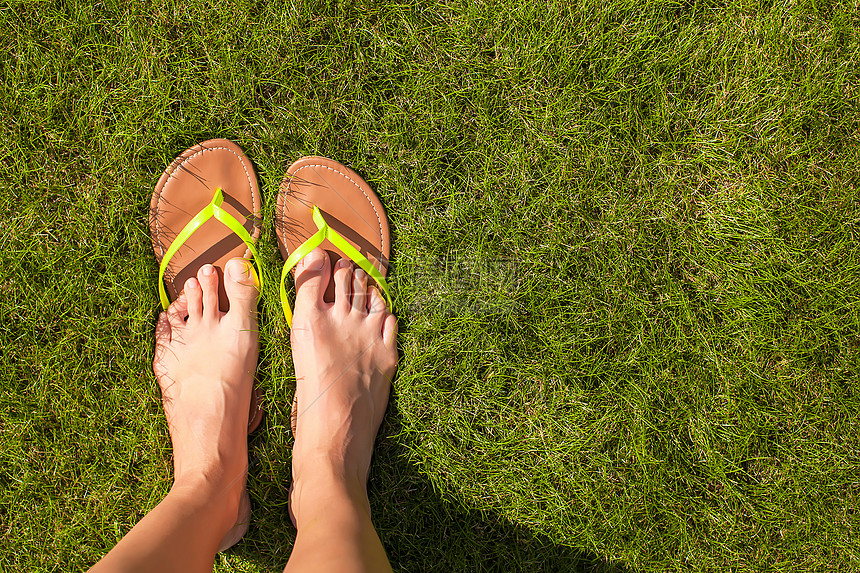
[2,0,859,570]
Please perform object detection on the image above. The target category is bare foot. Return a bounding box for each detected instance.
[152,258,260,547]
[288,248,398,527]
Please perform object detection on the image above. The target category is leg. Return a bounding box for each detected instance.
[90,259,260,573]
[285,249,398,573]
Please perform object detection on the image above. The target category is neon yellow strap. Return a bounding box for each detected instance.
[280,206,392,327]
[158,188,262,309]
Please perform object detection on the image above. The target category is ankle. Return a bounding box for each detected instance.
[165,476,244,537]
[291,458,370,526]
[172,471,244,516]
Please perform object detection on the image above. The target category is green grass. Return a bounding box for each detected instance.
[2,0,859,570]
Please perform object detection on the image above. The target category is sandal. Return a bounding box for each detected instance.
[149,138,265,434]
[276,156,393,444]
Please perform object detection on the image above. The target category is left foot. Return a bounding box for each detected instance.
[152,258,260,546]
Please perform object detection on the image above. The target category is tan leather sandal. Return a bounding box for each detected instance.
[149,138,265,434]
[276,156,393,326]
[275,156,394,438]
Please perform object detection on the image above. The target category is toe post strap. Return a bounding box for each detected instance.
[158,188,263,310]
[280,206,392,327]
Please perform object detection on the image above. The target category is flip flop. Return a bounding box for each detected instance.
[276,157,393,438]
[276,156,394,528]
[275,156,393,328]
[149,138,265,434]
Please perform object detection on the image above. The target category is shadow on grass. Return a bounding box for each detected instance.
[238,402,632,573]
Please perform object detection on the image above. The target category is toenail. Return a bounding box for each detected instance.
[355,269,365,280]
[338,259,350,269]
[304,253,325,270]
[202,265,215,276]
[227,258,250,280]
[185,278,198,290]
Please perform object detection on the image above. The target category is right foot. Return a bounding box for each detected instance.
[288,248,398,526]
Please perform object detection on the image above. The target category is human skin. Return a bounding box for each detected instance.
[89,249,397,573]
[285,248,397,573]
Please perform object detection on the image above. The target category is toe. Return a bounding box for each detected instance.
[155,311,171,343]
[383,313,398,348]
[197,264,220,319]
[295,248,330,310]
[166,293,189,329]
[185,277,203,322]
[351,269,368,313]
[368,285,387,317]
[333,258,353,310]
[224,258,260,323]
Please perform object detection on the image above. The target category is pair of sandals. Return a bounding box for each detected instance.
[149,138,393,452]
